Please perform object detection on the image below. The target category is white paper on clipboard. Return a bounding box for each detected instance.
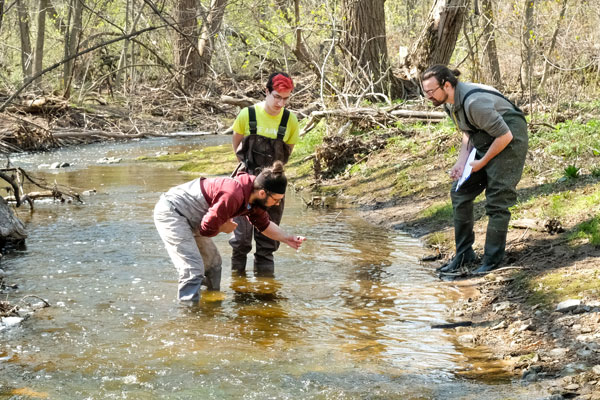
[455,148,477,191]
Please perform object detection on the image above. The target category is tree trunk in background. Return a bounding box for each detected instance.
[480,0,502,88]
[539,0,567,88]
[63,0,84,97]
[0,1,5,32]
[33,0,49,91]
[292,0,312,65]
[403,0,469,79]
[197,0,227,77]
[175,0,201,89]
[17,0,33,82]
[342,0,403,98]
[520,0,535,92]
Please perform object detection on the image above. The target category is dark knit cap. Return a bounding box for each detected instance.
[255,173,287,194]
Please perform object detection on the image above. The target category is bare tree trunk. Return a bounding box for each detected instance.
[63,0,84,97]
[292,0,312,64]
[480,0,502,88]
[33,0,49,91]
[539,0,568,88]
[0,0,5,31]
[175,0,201,89]
[403,0,470,79]
[520,0,535,93]
[197,0,227,77]
[342,0,403,97]
[17,0,33,82]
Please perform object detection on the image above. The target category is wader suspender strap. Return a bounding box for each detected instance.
[277,109,290,140]
[247,106,290,139]
[460,88,523,133]
[248,106,258,135]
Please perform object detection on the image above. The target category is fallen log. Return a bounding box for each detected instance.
[300,107,447,136]
[51,129,215,139]
[0,198,27,241]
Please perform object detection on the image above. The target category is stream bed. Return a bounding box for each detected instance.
[0,137,548,399]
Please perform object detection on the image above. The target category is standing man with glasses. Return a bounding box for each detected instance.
[229,72,300,275]
[421,65,528,274]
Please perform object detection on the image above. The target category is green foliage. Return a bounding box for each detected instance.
[419,201,453,221]
[513,269,600,308]
[569,215,600,246]
[563,164,581,179]
[592,166,600,177]
[529,119,600,158]
[289,120,325,160]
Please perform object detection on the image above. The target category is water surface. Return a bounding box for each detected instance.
[0,137,546,398]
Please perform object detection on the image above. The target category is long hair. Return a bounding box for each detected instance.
[254,161,287,194]
[421,65,461,87]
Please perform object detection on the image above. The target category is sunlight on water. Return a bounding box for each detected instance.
[0,137,546,398]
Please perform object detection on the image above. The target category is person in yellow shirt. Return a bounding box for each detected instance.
[229,72,300,275]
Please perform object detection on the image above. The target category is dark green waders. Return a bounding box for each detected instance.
[450,110,528,274]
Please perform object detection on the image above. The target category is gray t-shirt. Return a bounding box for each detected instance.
[447,82,516,138]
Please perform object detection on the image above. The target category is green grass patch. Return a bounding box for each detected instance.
[569,215,600,246]
[529,119,600,158]
[419,201,453,221]
[137,144,237,175]
[513,269,600,308]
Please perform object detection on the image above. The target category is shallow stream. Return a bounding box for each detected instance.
[0,137,546,398]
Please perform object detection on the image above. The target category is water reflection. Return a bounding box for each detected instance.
[0,137,546,398]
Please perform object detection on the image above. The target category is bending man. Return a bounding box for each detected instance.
[154,161,305,302]
[230,72,300,275]
[421,65,528,274]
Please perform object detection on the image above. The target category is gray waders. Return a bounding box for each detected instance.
[447,103,528,274]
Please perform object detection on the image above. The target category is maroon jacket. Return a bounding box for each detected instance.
[198,172,270,237]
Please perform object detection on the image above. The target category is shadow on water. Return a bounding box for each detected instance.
[0,137,549,398]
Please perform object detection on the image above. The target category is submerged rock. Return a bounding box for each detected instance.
[97,157,122,164]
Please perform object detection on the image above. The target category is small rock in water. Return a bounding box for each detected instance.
[97,157,122,164]
[50,162,71,169]
[82,189,97,196]
[1,317,24,327]
[556,299,581,313]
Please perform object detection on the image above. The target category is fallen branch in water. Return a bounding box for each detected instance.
[1,166,82,208]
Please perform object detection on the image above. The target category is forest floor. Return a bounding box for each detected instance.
[2,81,600,397]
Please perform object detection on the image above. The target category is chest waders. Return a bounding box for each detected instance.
[230,106,292,275]
[441,89,528,274]
[235,106,292,175]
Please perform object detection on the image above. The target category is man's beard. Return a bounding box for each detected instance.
[431,92,448,107]
[251,197,269,210]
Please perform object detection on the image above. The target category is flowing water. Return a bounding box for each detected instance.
[0,137,546,399]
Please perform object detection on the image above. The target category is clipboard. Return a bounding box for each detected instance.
[455,148,476,191]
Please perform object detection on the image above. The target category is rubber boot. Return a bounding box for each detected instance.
[203,265,222,291]
[474,228,507,274]
[438,248,477,273]
[438,215,477,273]
[231,255,247,274]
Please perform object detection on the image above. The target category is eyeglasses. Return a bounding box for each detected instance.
[270,92,290,103]
[423,85,441,96]
[267,193,283,205]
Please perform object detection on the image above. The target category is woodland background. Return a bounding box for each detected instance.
[0,0,598,124]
